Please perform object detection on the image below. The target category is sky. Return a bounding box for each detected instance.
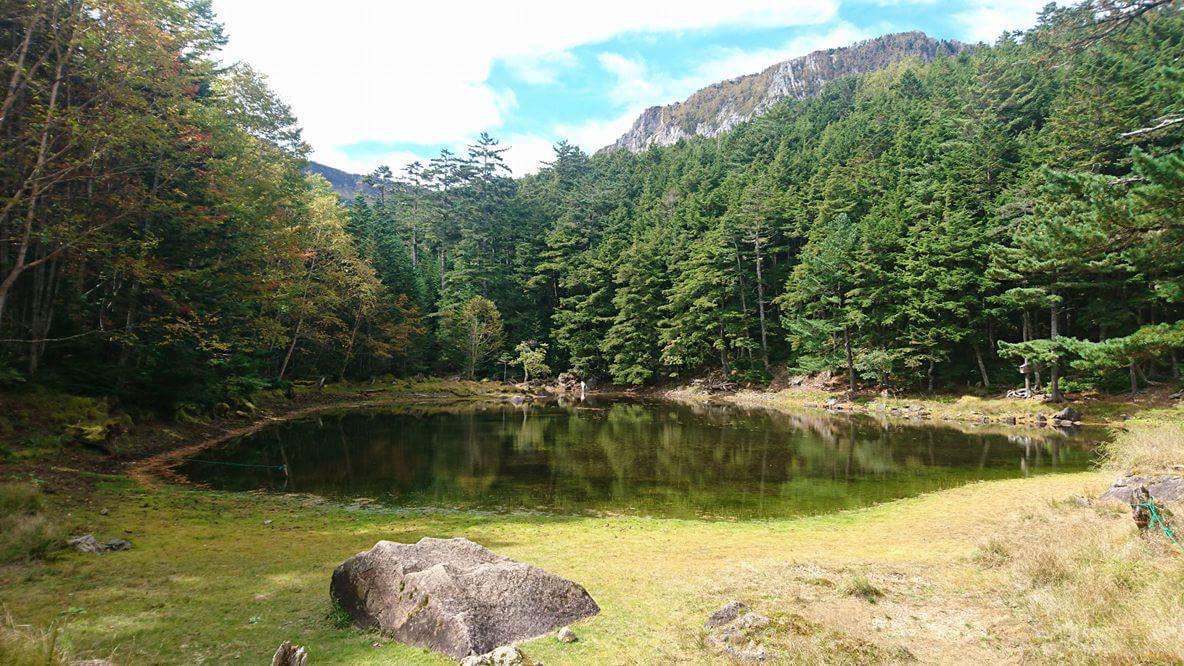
[210,0,1060,176]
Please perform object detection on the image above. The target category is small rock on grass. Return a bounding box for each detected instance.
[705,602,771,663]
[705,600,748,628]
[556,626,577,643]
[68,534,132,553]
[459,645,531,666]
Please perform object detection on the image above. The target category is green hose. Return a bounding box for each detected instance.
[1137,500,1180,545]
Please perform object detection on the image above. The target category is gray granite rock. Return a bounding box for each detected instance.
[705,601,749,629]
[331,537,598,659]
[1101,474,1184,503]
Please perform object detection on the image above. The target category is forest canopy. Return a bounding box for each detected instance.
[1,0,1182,409]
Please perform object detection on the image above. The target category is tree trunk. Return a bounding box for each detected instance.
[718,321,730,376]
[927,358,935,393]
[0,57,65,324]
[754,236,769,370]
[972,345,990,388]
[1129,359,1138,396]
[0,5,43,134]
[732,239,748,317]
[843,324,855,396]
[277,316,304,381]
[1022,309,1040,390]
[26,257,58,376]
[1048,299,1062,402]
[339,310,364,381]
[467,318,478,379]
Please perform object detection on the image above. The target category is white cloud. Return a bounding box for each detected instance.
[556,109,644,152]
[503,51,579,85]
[211,0,839,168]
[502,135,561,176]
[953,0,1063,43]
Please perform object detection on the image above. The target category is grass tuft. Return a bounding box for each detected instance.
[0,483,60,564]
[0,612,67,666]
[326,601,352,629]
[840,575,884,604]
[973,537,1012,566]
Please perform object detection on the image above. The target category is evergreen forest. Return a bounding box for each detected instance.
[3,0,1184,409]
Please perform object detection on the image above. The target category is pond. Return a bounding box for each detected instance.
[178,399,1103,520]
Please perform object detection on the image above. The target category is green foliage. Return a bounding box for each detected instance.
[2,0,1182,398]
[440,296,505,379]
[511,341,550,382]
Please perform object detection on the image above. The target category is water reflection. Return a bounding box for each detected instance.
[178,400,1102,519]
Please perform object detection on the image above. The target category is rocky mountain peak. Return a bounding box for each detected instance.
[603,31,966,153]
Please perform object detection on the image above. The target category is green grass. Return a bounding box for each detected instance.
[0,470,1108,664]
[0,383,1179,663]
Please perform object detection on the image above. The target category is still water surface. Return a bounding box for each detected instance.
[179,399,1101,519]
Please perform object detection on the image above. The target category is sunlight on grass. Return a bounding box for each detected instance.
[1103,419,1184,473]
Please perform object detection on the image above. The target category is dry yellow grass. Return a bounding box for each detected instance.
[1103,420,1184,474]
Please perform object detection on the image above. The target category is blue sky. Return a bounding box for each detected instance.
[211,1,1058,175]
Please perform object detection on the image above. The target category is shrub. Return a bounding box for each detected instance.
[0,483,44,515]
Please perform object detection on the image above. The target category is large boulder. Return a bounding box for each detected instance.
[329,537,599,659]
[1101,474,1184,504]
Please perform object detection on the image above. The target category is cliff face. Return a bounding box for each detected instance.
[604,32,966,153]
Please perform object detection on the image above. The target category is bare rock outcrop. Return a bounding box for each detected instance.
[330,537,599,659]
[604,32,965,153]
[1102,474,1184,504]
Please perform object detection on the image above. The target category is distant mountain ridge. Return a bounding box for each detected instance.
[604,31,967,153]
[306,161,376,200]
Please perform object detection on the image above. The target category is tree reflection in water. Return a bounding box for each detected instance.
[179,400,1102,519]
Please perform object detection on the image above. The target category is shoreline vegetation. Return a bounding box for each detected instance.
[2,379,1182,663]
